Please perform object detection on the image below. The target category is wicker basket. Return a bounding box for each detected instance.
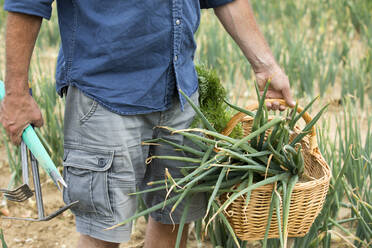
[219,99,331,241]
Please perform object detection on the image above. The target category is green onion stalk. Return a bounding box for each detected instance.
[108,70,327,248]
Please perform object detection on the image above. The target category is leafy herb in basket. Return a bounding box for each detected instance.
[192,65,244,139]
[108,68,329,248]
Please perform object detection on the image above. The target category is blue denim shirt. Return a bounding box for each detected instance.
[4,0,234,115]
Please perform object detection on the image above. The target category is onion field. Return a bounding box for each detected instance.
[0,0,371,247]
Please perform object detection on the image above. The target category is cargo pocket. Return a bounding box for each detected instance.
[62,146,114,218]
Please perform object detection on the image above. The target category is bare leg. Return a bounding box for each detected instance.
[77,234,120,248]
[144,217,188,248]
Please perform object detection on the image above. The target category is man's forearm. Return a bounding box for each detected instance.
[5,12,42,96]
[214,0,295,108]
[214,0,276,73]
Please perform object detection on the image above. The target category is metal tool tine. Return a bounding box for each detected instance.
[3,201,78,222]
[0,142,33,202]
[49,170,64,192]
[3,193,32,202]
[0,185,33,199]
[0,184,32,196]
[38,201,78,221]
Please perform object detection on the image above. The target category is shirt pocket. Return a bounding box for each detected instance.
[62,146,115,219]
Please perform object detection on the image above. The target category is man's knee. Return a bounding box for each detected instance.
[144,217,189,248]
[77,234,120,248]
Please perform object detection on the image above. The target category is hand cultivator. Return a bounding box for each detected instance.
[0,142,33,202]
[0,80,77,221]
[0,140,78,221]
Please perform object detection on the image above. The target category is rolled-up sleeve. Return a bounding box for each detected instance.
[4,0,54,20]
[200,0,235,9]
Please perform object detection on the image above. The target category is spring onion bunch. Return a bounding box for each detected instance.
[108,81,327,248]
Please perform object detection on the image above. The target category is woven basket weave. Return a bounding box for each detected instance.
[219,99,331,241]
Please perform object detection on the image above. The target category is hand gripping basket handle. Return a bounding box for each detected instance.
[222,99,318,151]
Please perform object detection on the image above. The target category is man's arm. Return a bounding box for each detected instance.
[0,12,44,145]
[214,0,295,110]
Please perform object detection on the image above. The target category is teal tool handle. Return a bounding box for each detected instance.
[0,81,5,100]
[22,125,59,177]
[0,80,65,187]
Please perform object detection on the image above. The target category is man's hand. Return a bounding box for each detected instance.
[0,90,43,145]
[255,63,295,111]
[214,0,295,110]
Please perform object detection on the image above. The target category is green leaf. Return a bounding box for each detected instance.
[0,229,8,248]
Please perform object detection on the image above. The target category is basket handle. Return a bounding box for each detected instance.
[222,99,318,150]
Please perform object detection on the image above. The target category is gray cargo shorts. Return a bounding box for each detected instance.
[62,86,206,243]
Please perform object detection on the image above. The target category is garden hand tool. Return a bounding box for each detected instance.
[0,80,67,190]
[3,147,78,221]
[0,142,33,202]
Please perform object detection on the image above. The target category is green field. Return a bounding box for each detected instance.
[0,1,371,247]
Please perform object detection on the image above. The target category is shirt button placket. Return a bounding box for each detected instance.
[174,16,181,64]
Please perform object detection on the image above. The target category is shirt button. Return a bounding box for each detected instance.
[176,19,181,25]
[174,55,178,61]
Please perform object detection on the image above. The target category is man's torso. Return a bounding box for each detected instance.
[55,0,201,114]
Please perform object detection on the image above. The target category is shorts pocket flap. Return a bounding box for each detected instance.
[63,146,114,172]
